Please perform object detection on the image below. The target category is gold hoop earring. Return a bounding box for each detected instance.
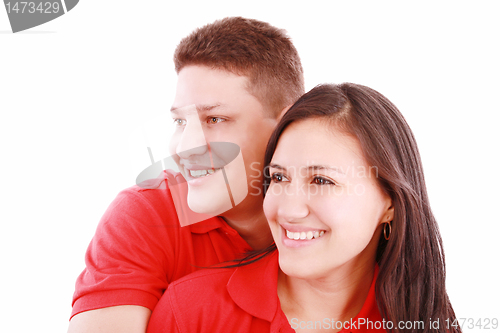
[383,222,392,241]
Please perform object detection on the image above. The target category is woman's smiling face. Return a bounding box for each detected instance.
[263,118,394,280]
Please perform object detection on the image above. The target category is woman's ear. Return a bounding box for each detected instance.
[382,204,395,223]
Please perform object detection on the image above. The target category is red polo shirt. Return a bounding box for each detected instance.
[71,171,252,318]
[147,251,385,333]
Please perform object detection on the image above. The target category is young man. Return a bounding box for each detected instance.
[68,17,304,333]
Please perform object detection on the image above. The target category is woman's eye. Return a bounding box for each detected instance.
[207,117,225,124]
[312,176,335,185]
[271,173,288,183]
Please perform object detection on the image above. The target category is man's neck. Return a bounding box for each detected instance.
[220,198,273,250]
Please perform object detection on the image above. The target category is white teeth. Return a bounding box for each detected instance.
[285,229,325,240]
[189,168,218,178]
[190,169,207,177]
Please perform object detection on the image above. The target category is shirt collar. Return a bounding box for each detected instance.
[227,251,280,322]
[189,216,227,233]
[226,253,381,325]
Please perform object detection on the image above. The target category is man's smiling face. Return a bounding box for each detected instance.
[169,65,279,217]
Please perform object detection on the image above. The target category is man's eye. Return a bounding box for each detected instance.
[312,176,335,185]
[173,119,186,126]
[207,117,225,124]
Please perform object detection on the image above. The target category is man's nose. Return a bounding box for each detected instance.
[176,116,209,159]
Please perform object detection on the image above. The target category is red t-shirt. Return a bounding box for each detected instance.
[71,171,252,318]
[147,251,385,333]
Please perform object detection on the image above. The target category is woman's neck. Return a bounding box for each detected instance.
[278,262,375,333]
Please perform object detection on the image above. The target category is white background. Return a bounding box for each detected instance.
[1,1,499,332]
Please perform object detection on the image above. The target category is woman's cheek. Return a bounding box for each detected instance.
[263,191,277,221]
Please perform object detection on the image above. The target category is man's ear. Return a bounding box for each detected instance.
[277,104,292,121]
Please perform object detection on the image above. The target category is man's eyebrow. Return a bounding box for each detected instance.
[170,104,222,114]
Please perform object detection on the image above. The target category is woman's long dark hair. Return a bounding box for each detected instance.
[260,83,460,333]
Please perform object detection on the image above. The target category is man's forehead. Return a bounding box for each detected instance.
[170,104,223,115]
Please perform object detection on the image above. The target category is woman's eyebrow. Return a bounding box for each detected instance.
[268,164,345,175]
[307,165,345,175]
[268,163,347,178]
[268,163,285,170]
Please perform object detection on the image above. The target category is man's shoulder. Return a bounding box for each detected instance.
[103,173,176,224]
[109,170,188,220]
[120,170,176,198]
[122,170,219,228]
[97,170,226,239]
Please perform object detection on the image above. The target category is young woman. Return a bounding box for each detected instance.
[147,83,460,333]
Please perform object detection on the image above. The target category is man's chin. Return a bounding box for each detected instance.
[187,187,234,216]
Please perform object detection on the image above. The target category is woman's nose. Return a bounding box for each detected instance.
[276,183,310,221]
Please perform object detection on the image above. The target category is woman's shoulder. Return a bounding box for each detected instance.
[148,266,238,332]
[150,253,280,333]
[169,264,236,295]
[168,251,278,299]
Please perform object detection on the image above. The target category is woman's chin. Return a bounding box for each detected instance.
[278,255,323,280]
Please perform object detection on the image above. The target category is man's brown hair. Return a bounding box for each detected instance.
[174,17,304,117]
